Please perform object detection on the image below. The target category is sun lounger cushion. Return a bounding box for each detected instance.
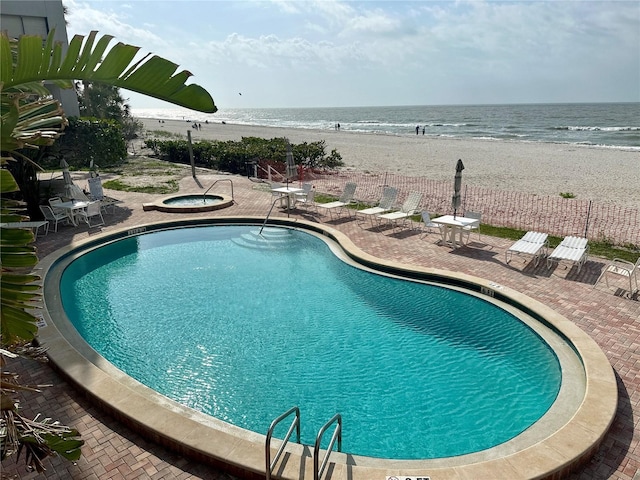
[319,200,348,209]
[506,231,548,266]
[358,206,386,216]
[547,236,589,272]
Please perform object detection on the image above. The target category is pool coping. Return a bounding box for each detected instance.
[37,216,618,480]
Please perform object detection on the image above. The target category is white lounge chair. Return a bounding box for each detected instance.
[505,231,549,267]
[594,257,640,293]
[88,176,122,214]
[76,201,105,228]
[39,205,69,232]
[317,182,357,218]
[547,236,589,273]
[356,187,398,225]
[377,191,423,229]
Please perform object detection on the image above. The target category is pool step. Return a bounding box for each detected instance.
[231,227,301,250]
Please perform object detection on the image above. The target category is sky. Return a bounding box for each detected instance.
[63,0,640,111]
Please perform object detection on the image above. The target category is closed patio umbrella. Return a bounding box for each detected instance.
[61,159,74,199]
[61,159,89,201]
[285,140,297,186]
[452,159,464,218]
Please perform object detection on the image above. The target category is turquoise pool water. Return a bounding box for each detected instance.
[60,225,562,460]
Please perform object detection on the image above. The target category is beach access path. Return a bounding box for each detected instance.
[3,171,638,480]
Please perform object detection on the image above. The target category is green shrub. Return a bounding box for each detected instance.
[144,136,344,174]
[41,117,127,170]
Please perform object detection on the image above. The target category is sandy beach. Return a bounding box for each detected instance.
[139,118,639,210]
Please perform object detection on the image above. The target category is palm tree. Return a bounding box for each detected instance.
[77,82,128,120]
[1,29,215,472]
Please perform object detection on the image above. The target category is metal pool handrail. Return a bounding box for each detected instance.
[204,179,234,203]
[260,196,283,235]
[314,413,342,480]
[265,406,301,480]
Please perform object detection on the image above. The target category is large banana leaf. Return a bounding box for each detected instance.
[1,30,216,114]
[0,28,219,469]
[1,157,40,346]
[1,95,67,153]
[0,169,19,191]
[0,221,40,345]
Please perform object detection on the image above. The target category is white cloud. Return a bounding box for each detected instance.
[307,0,357,26]
[344,9,403,36]
[64,0,166,50]
[270,0,303,15]
[61,0,639,108]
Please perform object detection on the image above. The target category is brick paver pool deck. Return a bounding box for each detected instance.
[3,173,639,480]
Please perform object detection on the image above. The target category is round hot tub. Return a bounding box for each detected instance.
[143,194,233,213]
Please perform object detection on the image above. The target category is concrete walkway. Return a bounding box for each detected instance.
[3,173,638,480]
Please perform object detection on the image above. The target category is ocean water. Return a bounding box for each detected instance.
[133,103,640,150]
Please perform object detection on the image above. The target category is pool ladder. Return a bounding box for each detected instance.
[265,407,342,480]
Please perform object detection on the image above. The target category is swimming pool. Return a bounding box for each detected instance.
[59,225,560,459]
[39,218,617,479]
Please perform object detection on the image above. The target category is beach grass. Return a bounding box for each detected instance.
[102,178,178,195]
[145,129,185,139]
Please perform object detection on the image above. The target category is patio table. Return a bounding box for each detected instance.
[55,200,89,226]
[271,186,303,210]
[432,215,480,249]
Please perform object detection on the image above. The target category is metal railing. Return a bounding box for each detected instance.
[265,406,301,480]
[259,196,284,235]
[313,414,342,480]
[203,178,234,203]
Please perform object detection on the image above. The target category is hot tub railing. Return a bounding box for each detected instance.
[204,179,234,203]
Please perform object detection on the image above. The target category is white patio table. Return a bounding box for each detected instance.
[432,215,480,249]
[55,200,89,226]
[271,186,303,210]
